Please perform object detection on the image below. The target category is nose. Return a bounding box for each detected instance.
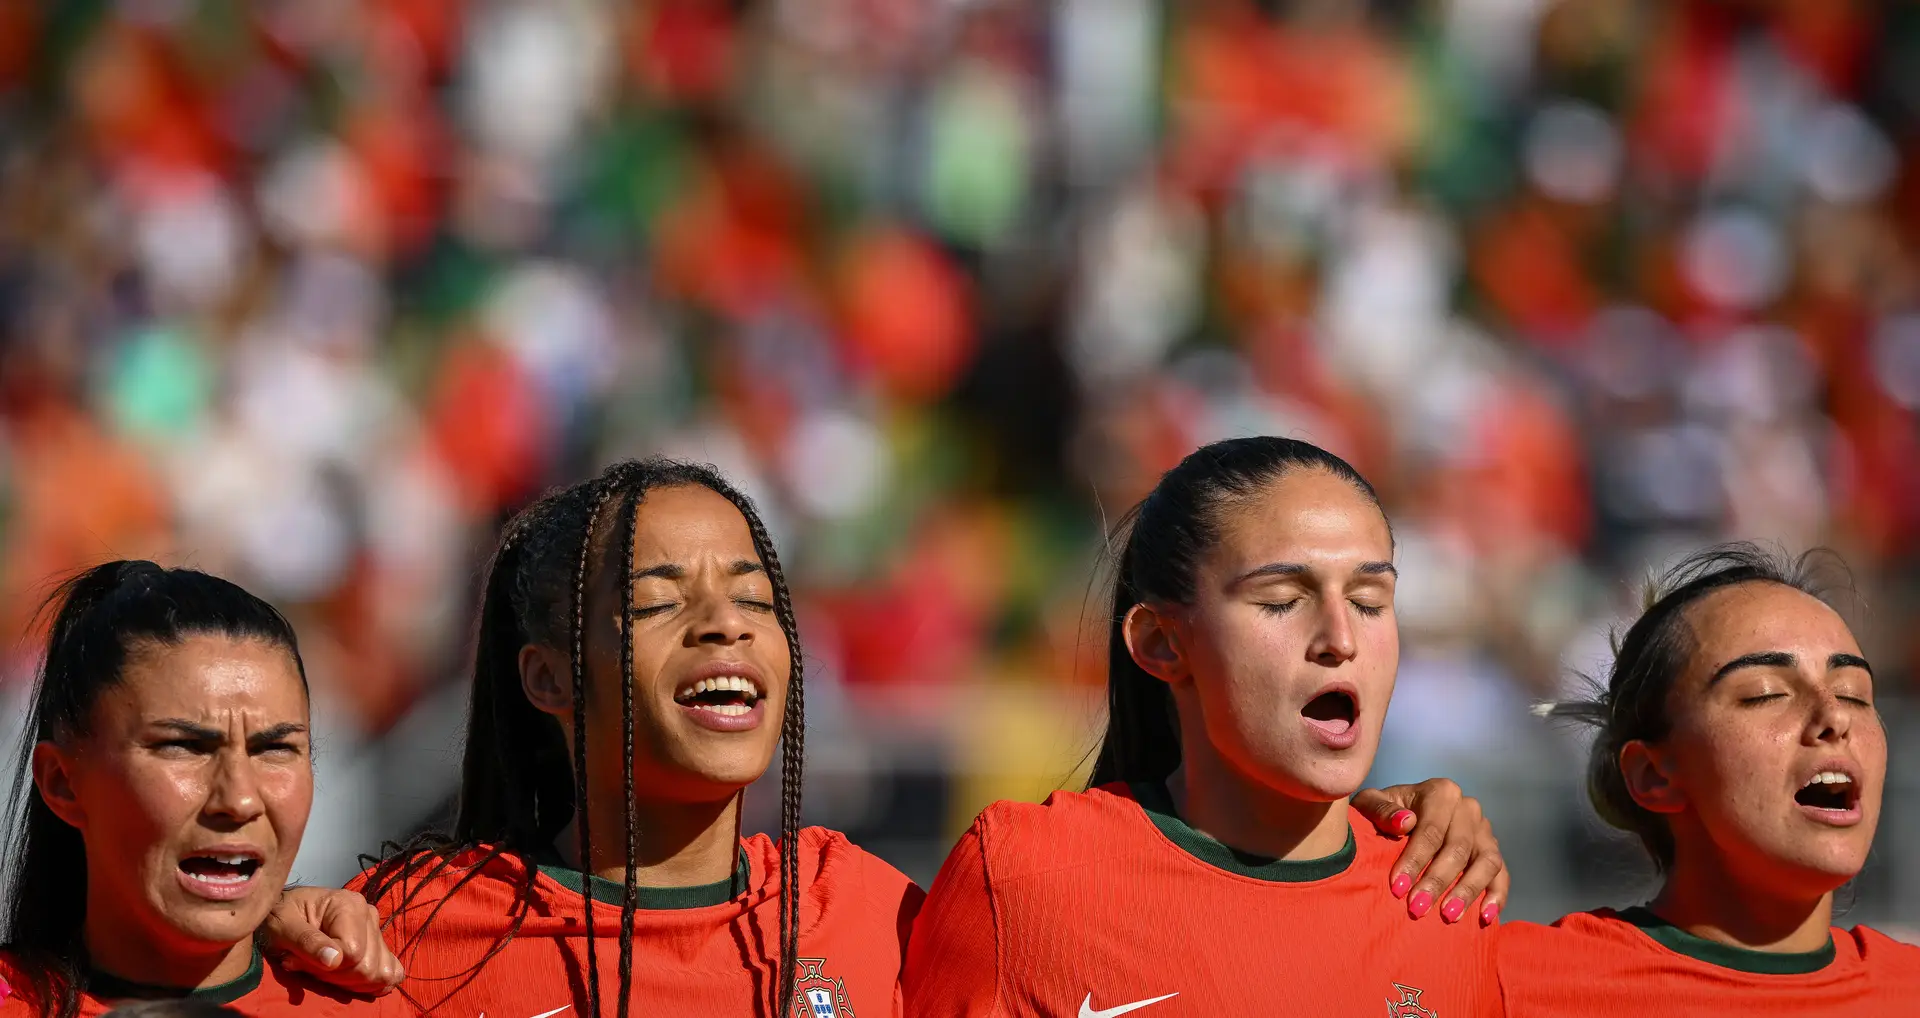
[1805,690,1853,746]
[202,746,265,830]
[685,590,755,647]
[1307,598,1358,667]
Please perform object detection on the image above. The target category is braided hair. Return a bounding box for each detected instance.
[362,458,806,1018]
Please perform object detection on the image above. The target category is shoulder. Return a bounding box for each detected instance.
[753,828,926,939]
[351,843,542,928]
[1840,925,1920,979]
[260,959,414,1018]
[1498,910,1641,960]
[960,784,1145,876]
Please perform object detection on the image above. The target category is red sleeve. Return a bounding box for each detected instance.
[903,819,1002,1018]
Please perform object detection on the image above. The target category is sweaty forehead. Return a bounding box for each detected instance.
[1681,582,1859,670]
[109,636,308,722]
[1204,469,1392,574]
[625,485,761,568]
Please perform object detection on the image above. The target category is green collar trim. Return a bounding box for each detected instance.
[536,845,752,910]
[89,947,263,1004]
[1618,907,1836,975]
[1129,782,1356,882]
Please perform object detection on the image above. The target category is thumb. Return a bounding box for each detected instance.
[1351,787,1417,836]
[271,928,346,973]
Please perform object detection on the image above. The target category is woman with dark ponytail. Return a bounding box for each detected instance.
[0,561,406,1018]
[905,437,1507,1017]
[1497,543,1920,1013]
[264,459,919,1018]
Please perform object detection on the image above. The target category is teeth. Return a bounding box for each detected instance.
[1806,771,1853,787]
[674,676,762,702]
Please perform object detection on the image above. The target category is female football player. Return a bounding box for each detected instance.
[267,456,1508,1017]
[904,437,1505,1017]
[0,561,406,1018]
[1501,544,1920,1012]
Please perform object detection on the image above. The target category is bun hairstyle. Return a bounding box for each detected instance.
[2,561,307,1018]
[1535,543,1855,870]
[1090,436,1386,788]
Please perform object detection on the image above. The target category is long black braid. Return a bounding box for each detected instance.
[362,459,806,1018]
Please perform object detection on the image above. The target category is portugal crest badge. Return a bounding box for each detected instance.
[1386,982,1437,1018]
[793,958,857,1018]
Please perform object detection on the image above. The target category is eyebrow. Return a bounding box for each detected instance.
[1708,651,1875,685]
[1233,561,1397,585]
[152,720,309,745]
[629,561,765,582]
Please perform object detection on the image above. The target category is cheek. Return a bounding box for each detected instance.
[81,757,202,853]
[261,764,315,845]
[1675,716,1789,811]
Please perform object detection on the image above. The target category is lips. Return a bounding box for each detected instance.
[1793,761,1864,827]
[671,661,769,733]
[176,846,266,902]
[1301,683,1360,750]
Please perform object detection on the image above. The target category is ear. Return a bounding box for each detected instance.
[520,644,576,718]
[1619,739,1685,815]
[1122,603,1190,685]
[32,742,85,829]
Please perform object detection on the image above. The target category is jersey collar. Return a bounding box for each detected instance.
[1129,781,1356,882]
[89,947,263,1005]
[536,845,752,909]
[1618,907,1837,975]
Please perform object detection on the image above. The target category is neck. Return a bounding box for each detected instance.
[1172,750,1352,861]
[1651,844,1835,953]
[82,897,254,990]
[556,792,743,887]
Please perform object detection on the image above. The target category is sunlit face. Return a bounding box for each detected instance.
[1147,468,1398,801]
[35,636,312,954]
[573,485,791,805]
[1634,582,1885,896]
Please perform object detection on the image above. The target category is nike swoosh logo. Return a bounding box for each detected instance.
[1079,992,1178,1018]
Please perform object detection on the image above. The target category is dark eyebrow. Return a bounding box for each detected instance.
[153,719,222,740]
[1829,653,1873,677]
[629,564,685,582]
[1233,561,1397,585]
[1708,651,1796,685]
[730,560,765,577]
[247,723,309,749]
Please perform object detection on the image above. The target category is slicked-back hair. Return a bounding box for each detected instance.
[363,459,805,1018]
[2,562,307,1018]
[1537,543,1858,870]
[1090,437,1387,788]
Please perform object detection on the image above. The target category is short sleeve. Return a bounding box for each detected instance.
[903,819,1002,1018]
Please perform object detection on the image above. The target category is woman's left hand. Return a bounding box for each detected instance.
[1352,778,1507,926]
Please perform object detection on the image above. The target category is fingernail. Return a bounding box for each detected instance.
[1390,873,1412,898]
[1388,809,1415,833]
[1441,898,1466,923]
[1481,903,1501,927]
[1408,890,1433,919]
[318,947,342,968]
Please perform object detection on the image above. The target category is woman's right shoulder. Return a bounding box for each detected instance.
[348,843,540,920]
[936,784,1142,882]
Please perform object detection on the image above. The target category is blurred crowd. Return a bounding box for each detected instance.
[3,0,1920,918]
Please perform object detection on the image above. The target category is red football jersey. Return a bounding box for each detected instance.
[0,949,410,1018]
[903,782,1496,1018]
[351,826,922,1018]
[1496,907,1920,1015]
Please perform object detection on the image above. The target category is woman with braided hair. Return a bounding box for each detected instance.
[262,455,1512,1017]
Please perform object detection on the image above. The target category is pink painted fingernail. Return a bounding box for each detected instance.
[1441,898,1467,923]
[1408,890,1433,919]
[1390,873,1413,898]
[1481,903,1501,926]
[1388,809,1415,833]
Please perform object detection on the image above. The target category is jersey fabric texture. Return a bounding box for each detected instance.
[902,782,1496,1018]
[0,948,411,1018]
[1496,907,1920,1015]
[350,826,922,1018]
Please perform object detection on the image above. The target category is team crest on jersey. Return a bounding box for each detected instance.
[1386,983,1436,1018]
[792,958,856,1018]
